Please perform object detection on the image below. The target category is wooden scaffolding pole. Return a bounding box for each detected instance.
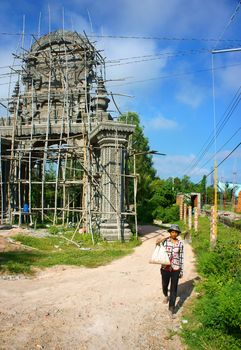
[62,157,67,225]
[53,93,65,224]
[115,128,121,241]
[0,136,3,224]
[8,83,20,223]
[18,148,22,225]
[62,30,70,226]
[28,81,35,226]
[41,50,52,222]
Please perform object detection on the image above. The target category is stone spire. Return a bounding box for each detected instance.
[91,78,110,115]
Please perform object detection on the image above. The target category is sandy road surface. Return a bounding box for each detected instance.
[0,226,198,350]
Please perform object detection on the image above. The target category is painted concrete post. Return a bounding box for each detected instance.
[236,191,241,213]
[179,197,183,221]
[210,205,217,247]
[188,205,192,230]
[194,207,198,232]
[183,203,187,224]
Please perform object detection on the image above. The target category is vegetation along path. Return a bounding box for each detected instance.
[0,226,197,350]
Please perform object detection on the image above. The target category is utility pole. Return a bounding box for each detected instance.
[210,46,241,247]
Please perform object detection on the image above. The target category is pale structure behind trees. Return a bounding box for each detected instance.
[0,30,135,241]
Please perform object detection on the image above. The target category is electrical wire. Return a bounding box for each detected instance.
[106,48,211,67]
[205,142,241,178]
[0,47,229,72]
[106,48,209,63]
[183,1,241,177]
[191,126,241,177]
[0,48,211,72]
[213,0,241,50]
[183,86,241,175]
[0,31,241,43]
[189,89,241,172]
[106,62,241,87]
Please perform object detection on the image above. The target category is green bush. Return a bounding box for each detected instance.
[181,217,241,349]
[154,204,179,223]
[183,324,241,350]
[195,280,241,333]
[198,240,240,278]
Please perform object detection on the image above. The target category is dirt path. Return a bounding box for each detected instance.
[0,226,198,350]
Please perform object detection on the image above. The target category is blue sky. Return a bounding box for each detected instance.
[0,0,240,184]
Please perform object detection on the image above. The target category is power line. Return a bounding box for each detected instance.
[86,34,241,43]
[185,0,241,178]
[187,91,241,175]
[0,47,232,72]
[1,62,241,89]
[213,0,241,50]
[106,62,241,87]
[192,126,241,176]
[106,48,209,63]
[183,86,241,175]
[0,31,241,43]
[205,142,241,178]
[0,48,210,72]
[106,48,211,67]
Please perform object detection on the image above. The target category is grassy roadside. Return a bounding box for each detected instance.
[179,217,241,350]
[0,229,141,275]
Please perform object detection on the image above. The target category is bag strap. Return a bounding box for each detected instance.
[162,237,169,245]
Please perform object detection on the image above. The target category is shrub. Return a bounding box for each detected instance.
[195,280,241,333]
[198,240,240,279]
[181,217,241,349]
[154,204,179,223]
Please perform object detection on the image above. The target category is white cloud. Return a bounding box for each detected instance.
[153,153,209,180]
[176,79,205,108]
[216,149,241,161]
[217,64,241,93]
[95,36,169,113]
[144,115,178,130]
[100,0,231,39]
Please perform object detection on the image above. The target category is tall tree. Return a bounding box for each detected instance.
[119,112,156,222]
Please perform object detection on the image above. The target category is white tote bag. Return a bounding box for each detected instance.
[149,245,170,265]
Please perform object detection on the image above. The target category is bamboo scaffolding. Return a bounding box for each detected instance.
[53,91,65,224]
[115,127,121,241]
[7,84,18,223]
[0,30,137,240]
[28,80,35,226]
[41,49,52,221]
[0,136,3,223]
[62,31,70,226]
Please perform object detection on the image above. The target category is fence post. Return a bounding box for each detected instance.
[194,207,198,232]
[210,205,217,248]
[188,205,192,230]
[179,197,183,221]
[183,203,187,224]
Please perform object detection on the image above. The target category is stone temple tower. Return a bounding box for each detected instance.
[0,30,135,240]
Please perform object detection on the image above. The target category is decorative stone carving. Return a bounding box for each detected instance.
[90,122,135,240]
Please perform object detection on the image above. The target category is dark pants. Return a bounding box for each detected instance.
[161,269,180,310]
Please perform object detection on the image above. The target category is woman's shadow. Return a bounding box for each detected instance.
[175,276,200,313]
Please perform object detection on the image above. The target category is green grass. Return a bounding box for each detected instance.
[178,217,241,350]
[0,231,141,274]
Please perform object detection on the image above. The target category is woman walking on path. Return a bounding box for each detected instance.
[156,224,184,318]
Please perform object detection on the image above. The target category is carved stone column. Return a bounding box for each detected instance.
[90,122,135,240]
